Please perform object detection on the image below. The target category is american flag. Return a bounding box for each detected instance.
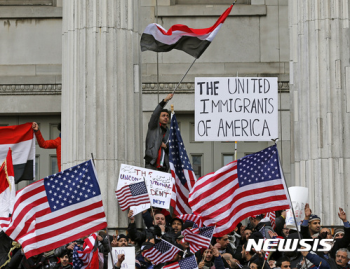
[0,160,107,258]
[169,114,197,216]
[176,214,203,228]
[73,233,99,269]
[182,226,214,253]
[265,212,276,229]
[163,255,198,269]
[189,145,290,237]
[143,239,181,265]
[115,181,150,211]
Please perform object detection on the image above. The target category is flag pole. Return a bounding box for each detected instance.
[91,152,115,268]
[274,139,302,241]
[171,58,197,95]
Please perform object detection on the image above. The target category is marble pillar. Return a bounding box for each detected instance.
[289,0,350,224]
[61,0,143,229]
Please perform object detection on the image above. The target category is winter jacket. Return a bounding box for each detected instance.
[305,252,331,269]
[144,100,170,171]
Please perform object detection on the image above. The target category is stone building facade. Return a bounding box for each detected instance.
[0,0,346,228]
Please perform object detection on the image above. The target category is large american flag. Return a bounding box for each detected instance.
[115,181,150,211]
[169,114,197,216]
[163,255,198,269]
[182,226,214,253]
[0,160,107,258]
[143,239,181,265]
[189,145,290,237]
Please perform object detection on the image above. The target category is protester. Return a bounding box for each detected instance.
[32,122,61,172]
[334,248,350,269]
[214,235,235,256]
[275,210,286,237]
[144,93,173,171]
[135,243,154,269]
[276,257,291,269]
[53,251,72,269]
[299,247,331,269]
[198,246,227,269]
[301,204,321,238]
[127,210,175,247]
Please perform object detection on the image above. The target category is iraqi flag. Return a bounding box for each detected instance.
[0,123,35,183]
[140,4,233,58]
[0,149,16,218]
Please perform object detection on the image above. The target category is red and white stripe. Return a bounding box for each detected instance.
[181,227,214,253]
[142,5,233,45]
[189,155,290,237]
[176,214,203,228]
[0,148,16,218]
[265,212,276,230]
[170,165,196,215]
[115,182,150,211]
[143,240,180,266]
[77,233,97,269]
[0,174,107,258]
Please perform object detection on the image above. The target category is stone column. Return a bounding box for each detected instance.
[289,1,350,224]
[61,0,143,229]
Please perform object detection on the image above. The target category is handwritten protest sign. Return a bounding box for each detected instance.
[285,186,308,230]
[117,164,173,210]
[195,77,278,141]
[146,170,173,209]
[108,247,135,269]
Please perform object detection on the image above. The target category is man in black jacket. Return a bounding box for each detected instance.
[144,93,173,171]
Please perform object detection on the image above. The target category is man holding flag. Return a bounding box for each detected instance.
[144,93,173,172]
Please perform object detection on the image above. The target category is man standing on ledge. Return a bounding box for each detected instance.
[144,93,173,172]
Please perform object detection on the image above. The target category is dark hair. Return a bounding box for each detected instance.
[58,249,70,258]
[154,212,165,218]
[160,109,170,117]
[276,257,290,267]
[57,123,61,131]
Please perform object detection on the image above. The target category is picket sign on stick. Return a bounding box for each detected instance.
[195,77,278,142]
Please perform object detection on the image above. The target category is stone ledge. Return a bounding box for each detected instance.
[157,4,266,17]
[142,81,289,93]
[0,84,61,95]
[0,6,62,18]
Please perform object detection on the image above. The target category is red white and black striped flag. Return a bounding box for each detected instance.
[140,4,233,58]
[189,145,290,237]
[0,123,35,183]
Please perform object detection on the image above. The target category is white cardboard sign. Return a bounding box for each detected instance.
[285,186,309,229]
[108,247,135,269]
[195,77,278,141]
[147,169,173,209]
[117,164,172,210]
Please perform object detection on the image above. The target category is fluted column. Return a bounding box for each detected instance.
[61,0,143,228]
[289,0,350,224]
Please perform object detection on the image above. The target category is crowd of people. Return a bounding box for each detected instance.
[2,204,349,269]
